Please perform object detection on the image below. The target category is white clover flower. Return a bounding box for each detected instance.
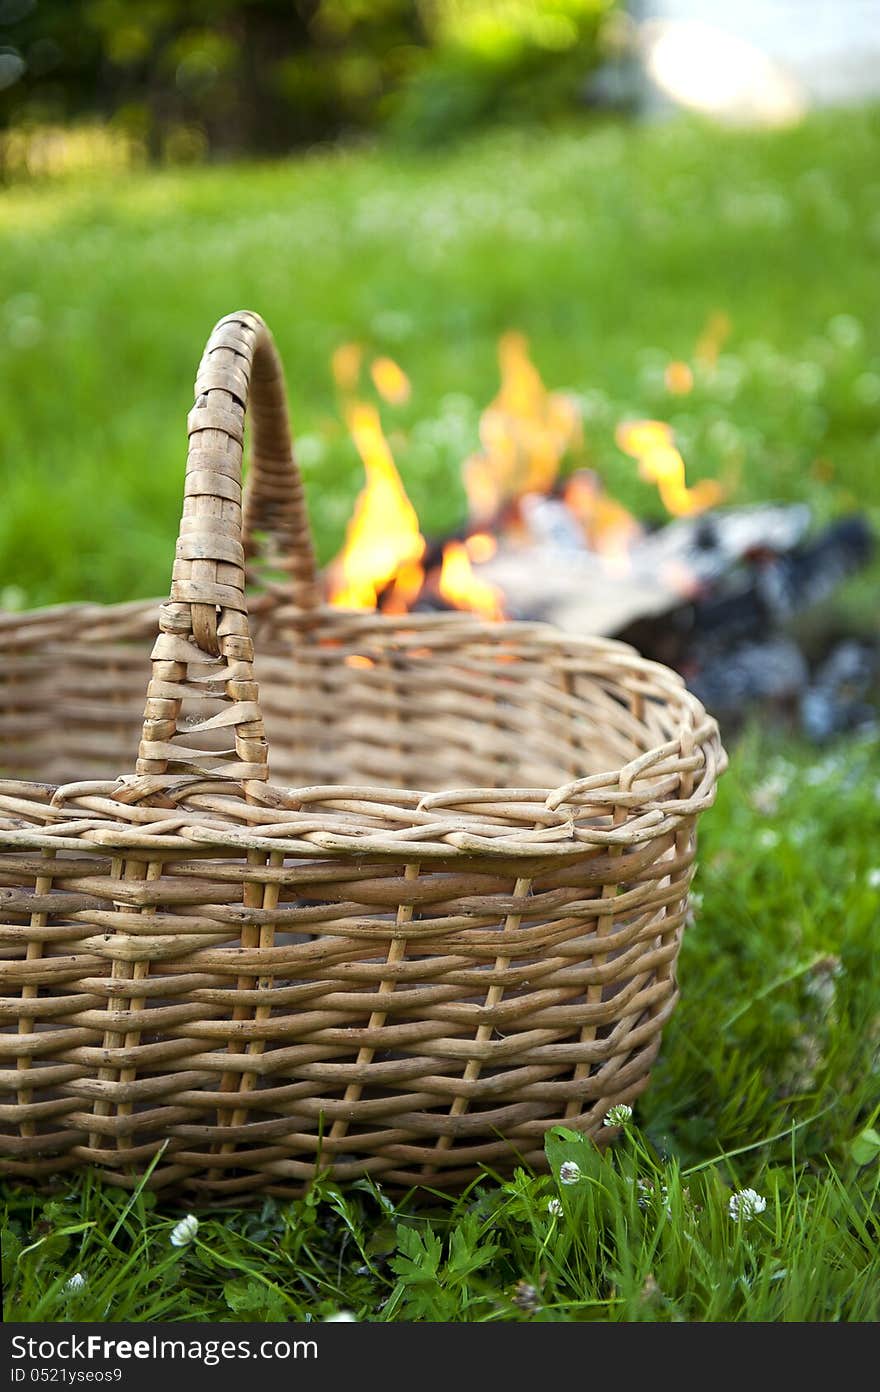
[324,1311,357,1322]
[64,1272,86,1293]
[170,1213,199,1248]
[511,1279,543,1313]
[603,1103,633,1127]
[547,1197,564,1217]
[559,1160,582,1185]
[750,773,788,815]
[728,1188,767,1222]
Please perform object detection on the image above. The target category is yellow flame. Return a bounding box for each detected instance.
[616,420,675,456]
[615,419,723,517]
[438,541,505,621]
[331,342,363,393]
[370,356,411,406]
[329,402,425,609]
[464,331,581,522]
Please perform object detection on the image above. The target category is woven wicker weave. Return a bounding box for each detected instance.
[0,311,725,1195]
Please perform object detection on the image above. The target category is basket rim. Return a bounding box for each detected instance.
[0,600,725,860]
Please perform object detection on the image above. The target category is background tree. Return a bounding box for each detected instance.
[0,0,616,167]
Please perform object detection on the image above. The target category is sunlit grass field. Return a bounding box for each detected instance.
[2,106,880,1322]
[2,106,880,607]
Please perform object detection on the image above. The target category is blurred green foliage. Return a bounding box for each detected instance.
[391,1,617,147]
[0,0,617,167]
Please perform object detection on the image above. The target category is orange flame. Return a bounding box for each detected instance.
[615,419,723,517]
[664,360,694,395]
[382,557,425,615]
[564,472,642,563]
[331,342,362,394]
[370,356,411,406]
[438,541,505,620]
[329,402,425,610]
[464,331,581,522]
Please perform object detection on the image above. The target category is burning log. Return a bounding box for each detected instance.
[621,513,875,659]
[687,515,874,640]
[629,500,812,588]
[613,514,876,731]
[800,639,879,742]
[685,637,809,718]
[477,540,675,634]
[472,501,859,643]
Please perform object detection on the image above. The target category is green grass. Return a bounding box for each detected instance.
[2,106,880,1321]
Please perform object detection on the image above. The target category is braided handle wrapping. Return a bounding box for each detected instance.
[134,312,319,790]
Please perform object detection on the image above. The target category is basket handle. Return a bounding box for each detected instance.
[133,311,319,791]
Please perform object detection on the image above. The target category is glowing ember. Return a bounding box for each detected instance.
[328,402,425,610]
[370,356,411,406]
[464,331,581,522]
[438,541,505,620]
[464,531,498,564]
[616,419,723,517]
[344,654,375,670]
[382,557,425,615]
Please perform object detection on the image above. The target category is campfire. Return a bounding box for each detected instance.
[320,324,876,737]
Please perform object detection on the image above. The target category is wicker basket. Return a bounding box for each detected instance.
[0,311,725,1196]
